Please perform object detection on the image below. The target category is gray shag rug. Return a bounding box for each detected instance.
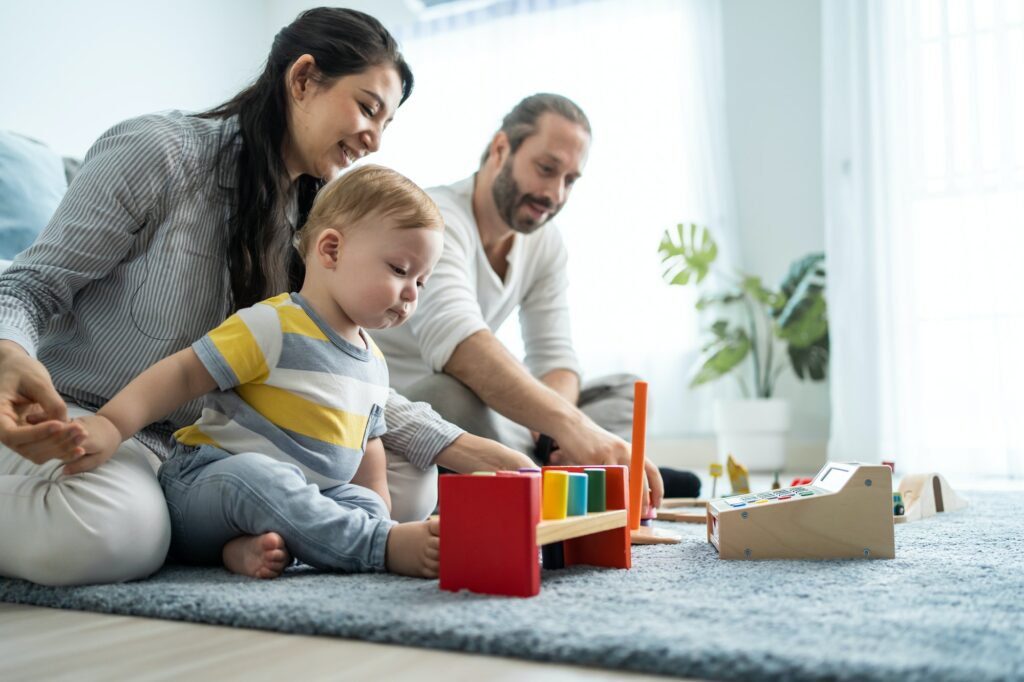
[2,491,1023,681]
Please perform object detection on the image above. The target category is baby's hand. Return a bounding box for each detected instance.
[64,415,123,475]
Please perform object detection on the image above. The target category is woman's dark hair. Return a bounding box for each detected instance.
[198,7,413,310]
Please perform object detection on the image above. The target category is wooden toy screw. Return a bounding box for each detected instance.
[709,462,723,498]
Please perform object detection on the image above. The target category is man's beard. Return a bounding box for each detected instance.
[491,159,561,234]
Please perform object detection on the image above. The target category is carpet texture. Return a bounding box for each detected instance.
[2,491,1023,681]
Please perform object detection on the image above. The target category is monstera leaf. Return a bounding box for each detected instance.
[779,253,825,302]
[659,223,718,286]
[658,223,829,395]
[776,253,828,380]
[777,254,827,347]
[690,321,751,388]
[789,331,829,380]
[696,291,744,310]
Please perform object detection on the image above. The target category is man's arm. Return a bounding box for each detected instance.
[444,331,663,508]
[540,368,579,406]
[444,330,578,438]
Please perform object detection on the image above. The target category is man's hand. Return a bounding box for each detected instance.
[548,415,664,509]
[643,456,665,510]
[0,341,84,464]
[64,414,123,475]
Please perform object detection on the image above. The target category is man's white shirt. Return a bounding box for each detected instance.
[372,175,582,391]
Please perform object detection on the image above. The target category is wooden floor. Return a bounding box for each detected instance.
[0,603,690,681]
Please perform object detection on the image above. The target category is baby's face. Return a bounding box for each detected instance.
[329,216,443,330]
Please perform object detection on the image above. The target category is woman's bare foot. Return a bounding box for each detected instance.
[385,518,440,578]
[222,532,290,579]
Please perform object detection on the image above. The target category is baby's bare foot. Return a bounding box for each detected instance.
[385,518,440,578]
[222,532,290,579]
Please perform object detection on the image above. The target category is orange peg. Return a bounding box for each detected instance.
[629,380,648,530]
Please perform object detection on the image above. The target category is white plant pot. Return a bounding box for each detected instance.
[713,398,791,472]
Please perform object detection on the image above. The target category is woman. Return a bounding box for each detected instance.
[0,7,530,586]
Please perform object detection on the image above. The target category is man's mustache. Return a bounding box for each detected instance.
[520,194,555,210]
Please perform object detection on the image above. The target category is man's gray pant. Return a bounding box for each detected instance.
[402,372,640,459]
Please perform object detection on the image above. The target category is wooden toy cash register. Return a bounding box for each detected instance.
[707,462,895,560]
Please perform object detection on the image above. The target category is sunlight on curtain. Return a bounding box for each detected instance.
[374,0,739,437]
[825,0,1024,478]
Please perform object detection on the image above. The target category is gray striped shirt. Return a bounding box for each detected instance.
[0,111,462,466]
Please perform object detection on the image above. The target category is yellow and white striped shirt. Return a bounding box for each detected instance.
[174,293,389,490]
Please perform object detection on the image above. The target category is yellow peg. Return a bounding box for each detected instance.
[709,462,723,498]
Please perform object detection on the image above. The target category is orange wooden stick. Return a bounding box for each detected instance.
[629,380,648,530]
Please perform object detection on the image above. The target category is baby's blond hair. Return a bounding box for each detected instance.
[296,164,442,260]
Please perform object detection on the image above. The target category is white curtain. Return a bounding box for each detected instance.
[375,0,740,438]
[824,0,1024,478]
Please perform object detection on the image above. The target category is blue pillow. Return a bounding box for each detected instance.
[0,132,68,259]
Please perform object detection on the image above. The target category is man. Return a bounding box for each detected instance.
[374,93,669,508]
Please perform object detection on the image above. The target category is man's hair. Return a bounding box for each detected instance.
[296,164,442,260]
[480,93,591,165]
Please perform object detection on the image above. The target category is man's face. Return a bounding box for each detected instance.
[491,113,590,234]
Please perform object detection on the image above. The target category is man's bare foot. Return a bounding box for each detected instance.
[385,518,440,578]
[222,532,290,579]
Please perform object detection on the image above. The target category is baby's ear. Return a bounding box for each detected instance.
[316,229,343,267]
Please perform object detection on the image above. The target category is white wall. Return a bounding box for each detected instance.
[721,0,830,448]
[0,0,267,157]
[0,0,831,467]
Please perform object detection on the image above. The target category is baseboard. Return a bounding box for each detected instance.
[648,436,828,476]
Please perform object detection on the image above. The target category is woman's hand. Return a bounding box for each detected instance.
[64,414,123,475]
[0,340,84,464]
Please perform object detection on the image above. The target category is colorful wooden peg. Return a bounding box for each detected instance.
[629,381,648,530]
[583,468,607,512]
[566,473,588,516]
[542,470,570,520]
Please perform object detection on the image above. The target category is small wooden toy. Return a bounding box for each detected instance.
[771,471,781,490]
[656,498,707,524]
[895,472,967,524]
[893,491,905,517]
[707,461,896,560]
[709,462,723,498]
[726,453,750,495]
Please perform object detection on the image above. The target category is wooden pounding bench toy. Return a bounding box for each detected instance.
[439,465,631,597]
[707,461,896,560]
[438,380,674,596]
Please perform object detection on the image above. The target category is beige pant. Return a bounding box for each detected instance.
[0,406,436,586]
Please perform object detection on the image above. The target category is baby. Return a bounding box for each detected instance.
[75,165,444,579]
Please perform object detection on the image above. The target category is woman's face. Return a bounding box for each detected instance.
[284,60,403,181]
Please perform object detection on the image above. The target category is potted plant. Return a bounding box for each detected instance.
[657,223,829,471]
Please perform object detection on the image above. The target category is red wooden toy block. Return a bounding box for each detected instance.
[439,465,631,597]
[439,473,541,597]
